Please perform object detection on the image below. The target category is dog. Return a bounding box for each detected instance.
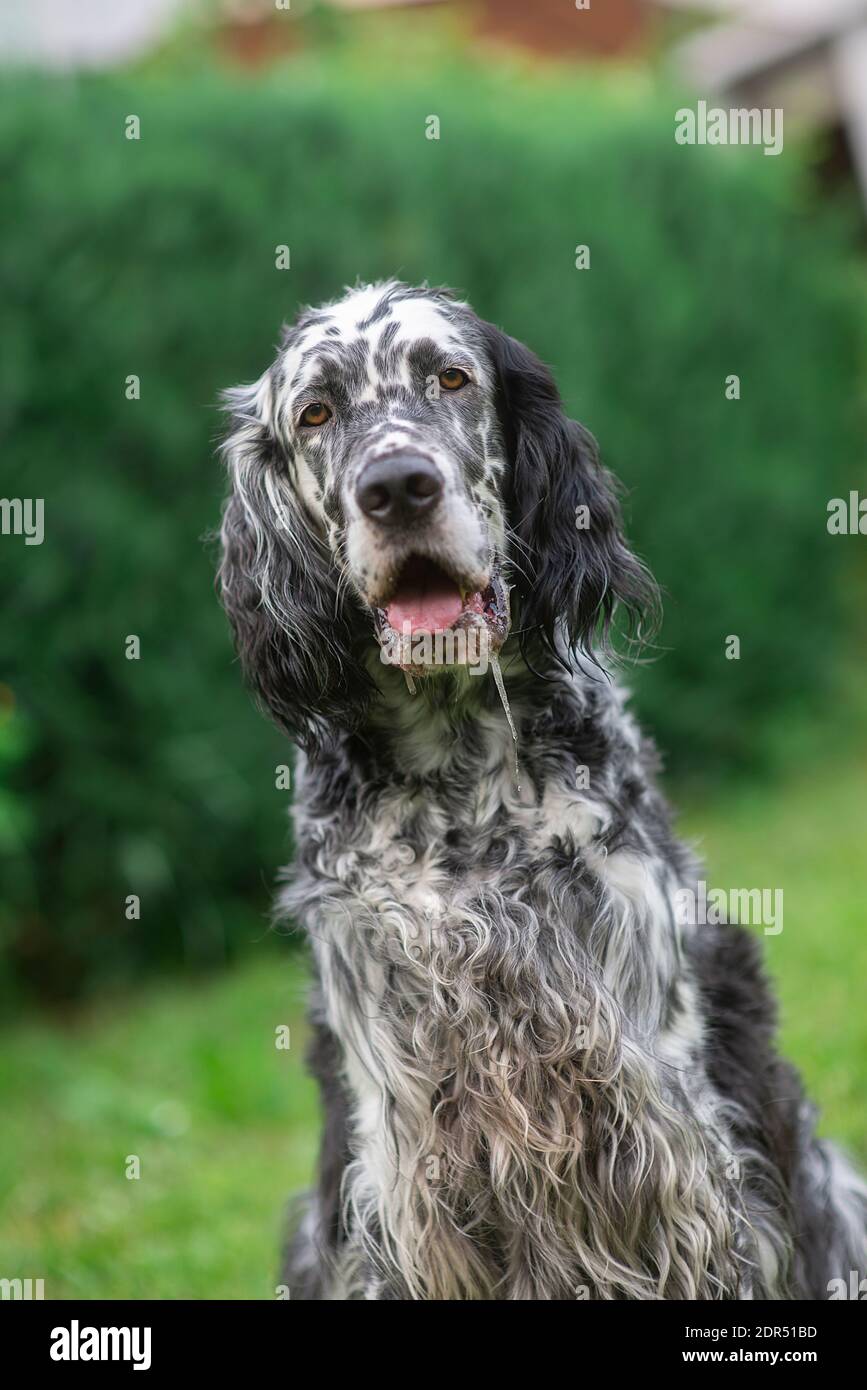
[218,280,866,1299]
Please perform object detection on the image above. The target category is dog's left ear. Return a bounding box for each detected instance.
[478,320,658,665]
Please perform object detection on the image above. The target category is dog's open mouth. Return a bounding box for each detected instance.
[372,555,510,672]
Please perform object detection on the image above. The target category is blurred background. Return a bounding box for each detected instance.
[0,0,865,1298]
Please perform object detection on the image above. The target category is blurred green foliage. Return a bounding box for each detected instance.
[0,62,859,1004]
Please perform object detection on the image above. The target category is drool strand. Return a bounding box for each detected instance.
[490,652,520,790]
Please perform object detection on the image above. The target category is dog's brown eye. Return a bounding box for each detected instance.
[299,402,331,427]
[439,368,468,392]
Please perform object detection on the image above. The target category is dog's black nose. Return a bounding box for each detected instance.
[357,455,443,527]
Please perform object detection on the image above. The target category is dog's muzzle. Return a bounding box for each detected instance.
[351,452,511,673]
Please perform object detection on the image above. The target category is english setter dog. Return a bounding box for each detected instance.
[218,281,866,1300]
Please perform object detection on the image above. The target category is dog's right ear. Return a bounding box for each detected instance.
[217,372,372,754]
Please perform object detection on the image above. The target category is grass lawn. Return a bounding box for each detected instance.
[1,757,865,1299]
[0,949,318,1299]
[678,755,867,1161]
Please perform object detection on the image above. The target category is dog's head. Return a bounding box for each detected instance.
[219,281,655,750]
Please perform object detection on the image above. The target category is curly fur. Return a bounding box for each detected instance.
[218,282,867,1300]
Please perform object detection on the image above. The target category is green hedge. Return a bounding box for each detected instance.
[0,65,858,1002]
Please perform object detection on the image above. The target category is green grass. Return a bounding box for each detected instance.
[0,758,864,1298]
[678,756,867,1162]
[0,948,318,1298]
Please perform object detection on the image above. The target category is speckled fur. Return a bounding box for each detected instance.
[219,283,867,1300]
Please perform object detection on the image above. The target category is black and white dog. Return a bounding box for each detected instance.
[218,281,866,1299]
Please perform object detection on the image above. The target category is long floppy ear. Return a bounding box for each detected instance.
[218,372,373,753]
[477,320,658,668]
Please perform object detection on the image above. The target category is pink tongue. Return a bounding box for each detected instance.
[387,573,463,634]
